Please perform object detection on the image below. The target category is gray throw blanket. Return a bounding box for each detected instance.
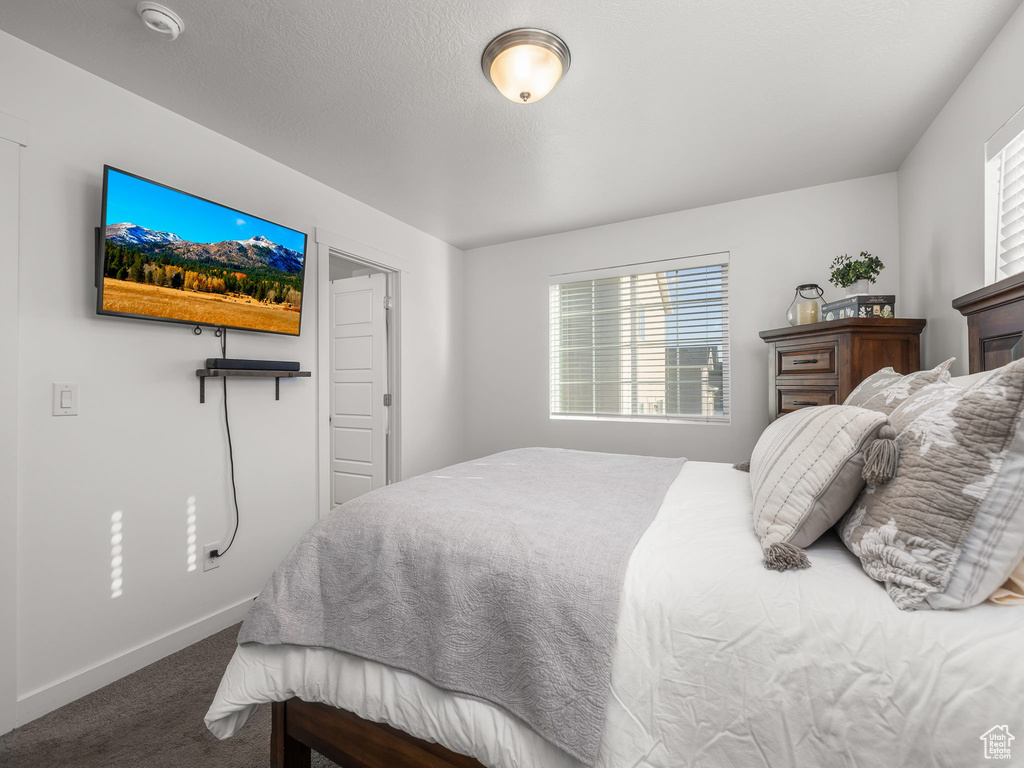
[239,448,685,764]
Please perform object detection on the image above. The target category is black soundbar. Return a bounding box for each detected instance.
[205,358,300,371]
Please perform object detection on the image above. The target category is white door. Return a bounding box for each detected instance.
[330,273,388,507]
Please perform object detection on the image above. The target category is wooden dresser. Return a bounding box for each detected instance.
[759,318,926,421]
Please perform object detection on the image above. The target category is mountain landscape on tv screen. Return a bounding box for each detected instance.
[105,223,304,273]
[101,223,304,335]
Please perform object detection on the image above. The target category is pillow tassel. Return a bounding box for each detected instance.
[862,424,899,486]
[763,542,810,571]
[733,460,750,472]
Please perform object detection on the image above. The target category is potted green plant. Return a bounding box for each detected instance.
[829,252,884,296]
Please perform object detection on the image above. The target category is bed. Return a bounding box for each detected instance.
[206,278,1024,768]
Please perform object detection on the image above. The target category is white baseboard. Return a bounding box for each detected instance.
[15,595,256,727]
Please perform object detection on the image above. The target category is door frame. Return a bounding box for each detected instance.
[315,228,408,520]
[0,111,27,736]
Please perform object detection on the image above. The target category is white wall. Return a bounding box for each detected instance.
[463,174,900,463]
[898,3,1024,372]
[0,31,463,722]
[0,118,25,737]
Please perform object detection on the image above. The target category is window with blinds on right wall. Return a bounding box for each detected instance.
[986,108,1024,285]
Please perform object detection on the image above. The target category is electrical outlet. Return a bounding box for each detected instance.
[203,542,221,572]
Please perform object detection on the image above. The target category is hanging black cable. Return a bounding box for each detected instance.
[212,328,240,559]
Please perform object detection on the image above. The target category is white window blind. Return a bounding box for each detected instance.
[987,118,1024,284]
[549,255,729,423]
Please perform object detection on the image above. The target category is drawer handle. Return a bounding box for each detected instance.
[791,401,817,406]
[791,359,820,365]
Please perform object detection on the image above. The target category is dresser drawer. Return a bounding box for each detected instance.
[762,318,925,422]
[777,387,838,414]
[776,343,838,377]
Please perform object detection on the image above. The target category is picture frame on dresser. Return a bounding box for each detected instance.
[759,318,927,421]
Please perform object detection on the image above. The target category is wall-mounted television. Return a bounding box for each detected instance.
[97,166,307,336]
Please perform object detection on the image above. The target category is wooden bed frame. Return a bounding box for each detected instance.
[271,699,486,768]
[953,270,1024,372]
[268,274,1024,768]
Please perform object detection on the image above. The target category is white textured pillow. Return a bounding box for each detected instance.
[949,371,991,388]
[844,358,954,415]
[841,360,1024,610]
[750,405,889,570]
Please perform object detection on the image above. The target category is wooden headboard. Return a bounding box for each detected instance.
[953,272,1024,373]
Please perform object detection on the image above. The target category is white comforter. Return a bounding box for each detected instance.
[206,461,1024,767]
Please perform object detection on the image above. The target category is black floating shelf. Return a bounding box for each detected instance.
[195,368,311,404]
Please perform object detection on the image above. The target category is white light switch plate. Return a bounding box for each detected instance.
[52,383,79,416]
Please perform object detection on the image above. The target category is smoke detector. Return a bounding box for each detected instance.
[137,2,184,41]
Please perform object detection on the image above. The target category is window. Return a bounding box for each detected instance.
[986,110,1024,284]
[549,254,729,423]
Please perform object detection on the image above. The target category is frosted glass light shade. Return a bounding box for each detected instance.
[482,29,570,104]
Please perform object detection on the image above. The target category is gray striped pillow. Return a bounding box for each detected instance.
[750,405,889,570]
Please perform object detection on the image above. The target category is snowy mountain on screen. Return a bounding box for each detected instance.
[106,222,183,245]
[235,235,304,274]
[105,223,303,274]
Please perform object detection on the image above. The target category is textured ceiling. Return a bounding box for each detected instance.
[1,0,1021,249]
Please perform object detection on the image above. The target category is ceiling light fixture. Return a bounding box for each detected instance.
[137,2,184,41]
[481,28,570,104]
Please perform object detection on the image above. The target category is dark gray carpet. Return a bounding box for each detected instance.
[0,624,338,767]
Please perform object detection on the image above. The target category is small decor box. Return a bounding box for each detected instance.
[822,294,896,321]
